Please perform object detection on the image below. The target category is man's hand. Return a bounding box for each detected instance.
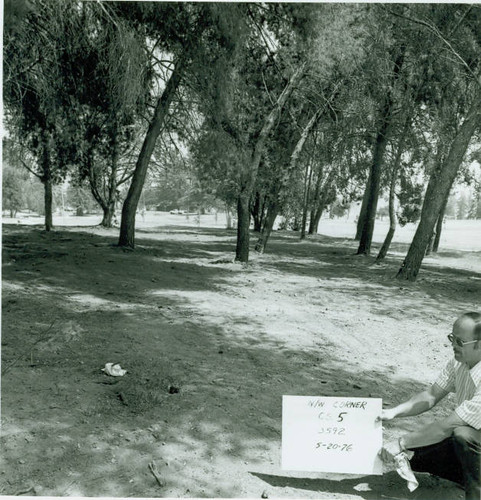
[375,408,396,423]
[379,439,403,463]
[381,409,397,421]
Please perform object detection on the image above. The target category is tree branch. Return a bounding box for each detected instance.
[19,158,42,179]
[384,6,480,85]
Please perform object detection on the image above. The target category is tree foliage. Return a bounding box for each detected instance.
[3,2,480,279]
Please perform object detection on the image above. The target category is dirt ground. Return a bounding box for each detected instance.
[1,215,480,499]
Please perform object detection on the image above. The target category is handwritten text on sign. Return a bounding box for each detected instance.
[282,396,382,475]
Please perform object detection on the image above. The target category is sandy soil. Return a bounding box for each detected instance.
[1,215,480,499]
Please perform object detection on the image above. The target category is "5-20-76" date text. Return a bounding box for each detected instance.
[315,442,353,452]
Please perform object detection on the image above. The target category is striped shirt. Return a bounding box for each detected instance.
[435,359,481,430]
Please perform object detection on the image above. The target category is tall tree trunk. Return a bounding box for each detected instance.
[308,210,316,234]
[235,63,306,262]
[300,161,313,240]
[41,134,53,232]
[86,146,104,214]
[118,59,184,248]
[236,192,251,262]
[376,114,411,262]
[44,174,53,232]
[357,46,405,255]
[255,200,279,253]
[101,133,119,228]
[308,167,324,235]
[397,98,480,281]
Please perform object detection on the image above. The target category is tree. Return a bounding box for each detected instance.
[249,5,372,253]
[192,4,316,261]
[235,64,306,262]
[73,6,150,228]
[470,178,481,220]
[393,4,481,279]
[2,165,27,217]
[118,57,185,247]
[115,3,249,248]
[254,108,320,253]
[375,63,430,261]
[397,96,480,279]
[431,194,449,253]
[3,0,84,230]
[356,39,407,255]
[376,116,411,262]
[308,165,337,234]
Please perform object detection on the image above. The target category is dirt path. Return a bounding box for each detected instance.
[2,222,479,498]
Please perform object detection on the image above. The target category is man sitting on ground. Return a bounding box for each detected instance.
[380,312,481,500]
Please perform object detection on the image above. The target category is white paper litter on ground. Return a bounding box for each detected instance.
[101,363,127,377]
[394,452,419,492]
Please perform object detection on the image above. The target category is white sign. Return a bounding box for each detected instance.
[282,396,383,475]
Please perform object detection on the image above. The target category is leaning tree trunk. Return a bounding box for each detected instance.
[235,63,306,263]
[300,161,313,240]
[356,111,393,255]
[118,59,184,248]
[310,205,325,235]
[397,98,480,281]
[255,200,279,253]
[426,144,447,256]
[308,168,324,235]
[376,113,411,262]
[375,169,397,262]
[292,111,320,241]
[426,187,450,256]
[255,106,321,252]
[432,195,449,253]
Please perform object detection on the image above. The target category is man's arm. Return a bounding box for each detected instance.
[382,383,448,420]
[401,411,467,449]
[381,411,467,460]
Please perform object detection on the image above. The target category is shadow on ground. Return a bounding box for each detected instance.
[1,224,475,498]
[251,471,463,500]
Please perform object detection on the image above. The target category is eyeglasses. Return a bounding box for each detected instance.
[447,334,478,348]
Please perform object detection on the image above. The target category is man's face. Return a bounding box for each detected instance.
[451,316,480,367]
